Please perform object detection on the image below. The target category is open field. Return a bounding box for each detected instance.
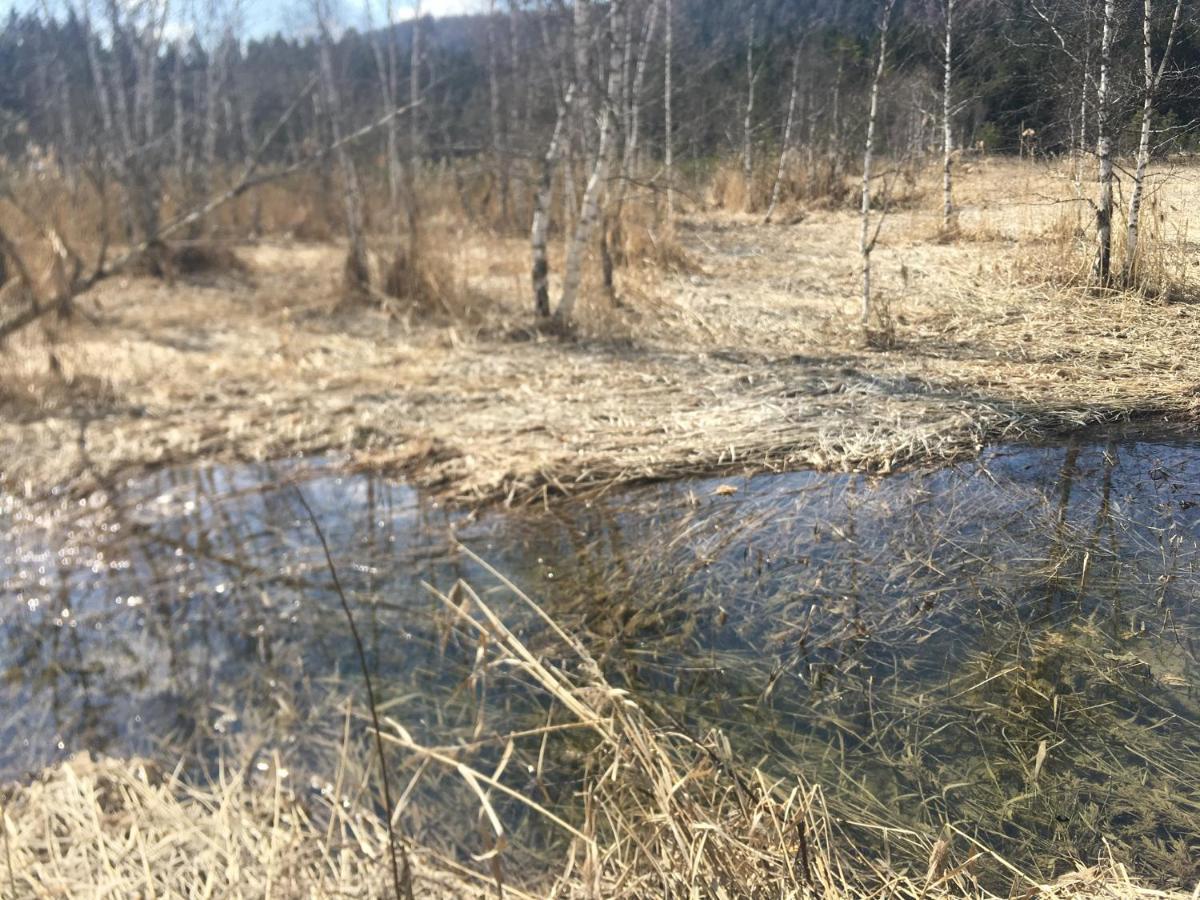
[3,157,1200,507]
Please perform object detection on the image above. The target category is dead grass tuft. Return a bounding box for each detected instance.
[338,246,383,304]
[612,201,699,274]
[0,753,484,900]
[381,242,452,313]
[169,242,248,276]
[124,240,250,285]
[388,569,1195,898]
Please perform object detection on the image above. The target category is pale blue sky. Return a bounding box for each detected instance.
[3,0,485,37]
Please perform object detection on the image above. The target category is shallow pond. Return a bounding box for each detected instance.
[3,431,1199,887]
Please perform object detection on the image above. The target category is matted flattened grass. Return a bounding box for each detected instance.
[3,159,1200,509]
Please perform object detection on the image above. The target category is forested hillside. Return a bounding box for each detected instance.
[1,0,1197,182]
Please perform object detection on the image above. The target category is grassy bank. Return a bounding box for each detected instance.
[3,158,1200,507]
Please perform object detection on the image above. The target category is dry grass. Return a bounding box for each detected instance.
[0,752,490,899]
[5,570,1191,899]
[3,158,1200,507]
[391,567,1195,898]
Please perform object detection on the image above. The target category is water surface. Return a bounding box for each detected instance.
[3,432,1199,886]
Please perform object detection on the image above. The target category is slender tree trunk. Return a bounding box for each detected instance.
[370,0,404,237]
[405,0,423,287]
[742,1,758,199]
[1094,0,1115,285]
[861,0,896,326]
[199,38,230,228]
[487,0,509,224]
[55,59,77,190]
[573,0,594,167]
[507,2,524,223]
[1122,0,1183,283]
[664,0,674,222]
[624,0,659,189]
[173,43,186,182]
[620,2,633,149]
[830,49,845,177]
[1076,49,1088,192]
[233,88,262,236]
[532,84,576,317]
[765,48,800,224]
[557,0,625,326]
[317,9,370,292]
[601,0,657,304]
[942,0,955,231]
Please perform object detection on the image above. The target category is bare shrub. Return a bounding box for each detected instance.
[611,200,698,274]
[338,245,383,302]
[707,159,753,211]
[863,287,899,349]
[382,243,448,312]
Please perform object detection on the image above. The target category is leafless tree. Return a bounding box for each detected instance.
[1121,0,1183,283]
[860,0,897,326]
[664,0,675,222]
[532,84,576,317]
[941,0,956,231]
[765,47,801,224]
[1095,0,1115,284]
[557,0,626,325]
[742,0,759,194]
[314,0,372,294]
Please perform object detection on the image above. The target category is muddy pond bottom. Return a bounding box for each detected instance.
[3,432,1200,888]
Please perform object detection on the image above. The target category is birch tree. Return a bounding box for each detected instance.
[664,0,674,222]
[532,84,576,317]
[941,0,956,231]
[315,0,371,294]
[602,0,660,304]
[399,0,424,297]
[765,47,800,224]
[1094,0,1115,285]
[556,0,625,326]
[366,0,404,237]
[742,1,759,195]
[487,0,509,223]
[1121,0,1183,283]
[860,0,897,328]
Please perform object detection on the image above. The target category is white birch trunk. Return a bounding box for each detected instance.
[1095,0,1114,285]
[664,0,674,222]
[742,2,758,195]
[1122,0,1183,283]
[765,48,800,224]
[406,0,423,274]
[860,0,896,326]
[532,84,576,317]
[619,0,660,202]
[574,0,594,164]
[201,38,230,205]
[487,0,509,222]
[556,0,625,326]
[941,0,955,231]
[317,9,370,290]
[173,43,186,180]
[830,51,844,176]
[1076,51,1088,192]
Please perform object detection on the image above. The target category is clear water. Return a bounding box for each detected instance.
[3,432,1199,886]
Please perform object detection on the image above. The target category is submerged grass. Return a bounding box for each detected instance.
[5,575,1192,899]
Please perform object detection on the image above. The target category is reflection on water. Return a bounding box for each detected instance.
[3,433,1199,886]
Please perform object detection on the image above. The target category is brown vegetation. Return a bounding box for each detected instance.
[5,577,1191,899]
[3,158,1199,507]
